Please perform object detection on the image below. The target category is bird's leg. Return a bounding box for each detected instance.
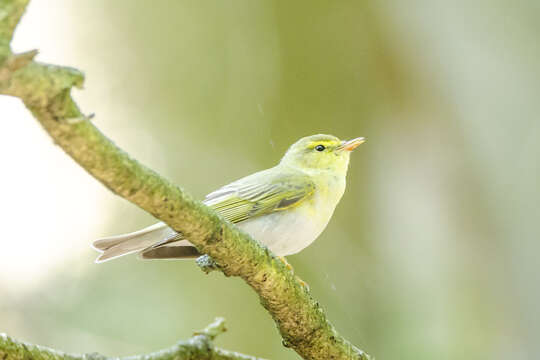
[277,256,294,272]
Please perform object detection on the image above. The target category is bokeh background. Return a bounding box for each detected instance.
[1,1,539,359]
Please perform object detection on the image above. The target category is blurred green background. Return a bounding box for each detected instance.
[1,1,539,359]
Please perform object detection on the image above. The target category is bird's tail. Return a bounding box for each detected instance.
[92,222,175,263]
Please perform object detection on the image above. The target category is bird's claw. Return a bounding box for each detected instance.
[277,257,308,289]
[278,256,294,272]
[296,276,310,291]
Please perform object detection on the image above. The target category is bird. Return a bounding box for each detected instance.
[92,134,365,263]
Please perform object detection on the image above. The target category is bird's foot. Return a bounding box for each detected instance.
[295,276,310,291]
[276,256,308,289]
[196,255,220,274]
[278,256,294,272]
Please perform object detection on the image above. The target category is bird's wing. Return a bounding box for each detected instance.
[203,167,316,224]
[139,167,315,258]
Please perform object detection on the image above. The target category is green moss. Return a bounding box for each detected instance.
[0,319,264,360]
[0,1,371,359]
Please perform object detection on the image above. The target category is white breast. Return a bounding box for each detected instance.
[238,177,345,256]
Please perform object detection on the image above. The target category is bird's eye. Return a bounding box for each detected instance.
[315,145,325,152]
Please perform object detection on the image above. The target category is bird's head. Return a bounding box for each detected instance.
[280,134,365,175]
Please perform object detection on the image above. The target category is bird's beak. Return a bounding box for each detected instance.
[338,137,366,151]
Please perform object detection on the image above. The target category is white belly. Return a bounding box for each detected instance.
[237,185,344,256]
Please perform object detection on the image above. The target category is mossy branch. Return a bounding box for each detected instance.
[0,318,265,360]
[0,1,372,359]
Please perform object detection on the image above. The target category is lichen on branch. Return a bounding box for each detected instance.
[0,1,372,359]
[0,318,265,360]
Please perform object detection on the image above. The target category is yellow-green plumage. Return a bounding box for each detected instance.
[92,134,365,262]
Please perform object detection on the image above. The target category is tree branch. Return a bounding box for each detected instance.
[0,1,372,359]
[0,318,266,360]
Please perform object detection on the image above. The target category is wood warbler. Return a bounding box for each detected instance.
[93,134,365,262]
